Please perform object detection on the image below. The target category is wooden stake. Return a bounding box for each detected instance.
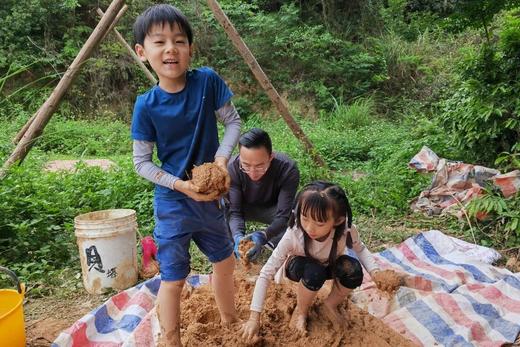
[1,0,126,178]
[96,7,157,85]
[11,3,132,146]
[206,0,326,167]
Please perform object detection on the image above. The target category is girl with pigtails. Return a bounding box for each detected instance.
[241,180,383,340]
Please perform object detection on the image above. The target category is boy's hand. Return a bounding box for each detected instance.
[214,156,230,193]
[173,180,220,201]
[240,311,260,341]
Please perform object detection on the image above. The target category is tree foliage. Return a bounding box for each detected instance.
[440,10,520,165]
[404,0,520,40]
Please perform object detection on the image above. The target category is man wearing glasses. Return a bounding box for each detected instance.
[227,128,300,261]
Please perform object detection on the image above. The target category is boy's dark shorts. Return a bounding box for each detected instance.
[153,197,233,281]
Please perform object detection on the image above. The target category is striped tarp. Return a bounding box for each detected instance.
[351,230,520,347]
[52,230,520,346]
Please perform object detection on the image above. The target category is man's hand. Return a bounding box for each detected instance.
[244,231,267,261]
[233,234,244,259]
[240,311,260,341]
[173,180,220,201]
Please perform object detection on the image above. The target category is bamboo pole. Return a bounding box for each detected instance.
[11,3,131,145]
[97,7,157,85]
[1,0,126,179]
[101,5,128,42]
[206,0,326,167]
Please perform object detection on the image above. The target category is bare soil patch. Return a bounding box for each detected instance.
[179,266,417,347]
[44,159,115,172]
[25,291,105,346]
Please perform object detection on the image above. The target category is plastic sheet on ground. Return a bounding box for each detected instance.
[52,230,520,347]
[409,146,520,216]
[351,230,519,347]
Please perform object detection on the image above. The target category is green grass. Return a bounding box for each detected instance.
[0,102,482,295]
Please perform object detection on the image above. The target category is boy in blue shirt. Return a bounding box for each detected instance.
[131,4,241,345]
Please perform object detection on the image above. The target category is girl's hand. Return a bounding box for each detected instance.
[370,269,406,293]
[173,180,220,201]
[240,312,260,341]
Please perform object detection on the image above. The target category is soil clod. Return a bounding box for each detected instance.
[238,239,255,269]
[372,269,404,294]
[191,163,228,195]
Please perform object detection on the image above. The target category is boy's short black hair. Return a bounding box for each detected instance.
[239,128,273,154]
[133,4,193,45]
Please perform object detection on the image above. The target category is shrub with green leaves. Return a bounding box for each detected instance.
[467,191,520,248]
[0,161,154,287]
[439,10,520,165]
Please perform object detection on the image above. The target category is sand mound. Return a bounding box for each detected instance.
[191,163,228,195]
[179,266,416,347]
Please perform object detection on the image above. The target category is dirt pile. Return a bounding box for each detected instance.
[179,266,416,347]
[191,163,228,195]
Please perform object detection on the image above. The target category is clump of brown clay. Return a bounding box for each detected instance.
[238,239,255,269]
[139,258,159,280]
[191,163,228,195]
[372,269,403,294]
[179,269,417,347]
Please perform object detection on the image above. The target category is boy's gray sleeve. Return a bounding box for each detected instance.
[133,140,180,189]
[215,101,241,159]
[228,162,246,238]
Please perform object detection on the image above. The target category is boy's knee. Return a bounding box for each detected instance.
[160,279,186,292]
[335,255,363,289]
[212,254,235,273]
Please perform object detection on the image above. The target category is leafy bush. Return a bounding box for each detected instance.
[229,3,386,109]
[0,160,154,263]
[467,192,520,248]
[0,0,80,69]
[439,11,520,165]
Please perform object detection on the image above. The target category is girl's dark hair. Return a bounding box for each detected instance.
[133,4,193,46]
[238,128,272,154]
[288,180,353,276]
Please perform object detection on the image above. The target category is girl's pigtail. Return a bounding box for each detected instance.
[327,185,350,277]
[291,192,312,258]
[345,194,353,249]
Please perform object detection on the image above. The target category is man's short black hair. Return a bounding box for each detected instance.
[133,4,193,46]
[239,128,272,154]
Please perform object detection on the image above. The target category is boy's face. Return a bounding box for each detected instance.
[135,22,192,91]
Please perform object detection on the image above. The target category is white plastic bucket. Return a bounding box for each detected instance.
[74,209,138,294]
